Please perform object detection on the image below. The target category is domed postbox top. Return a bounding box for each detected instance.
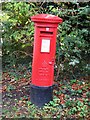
[31,14,63,24]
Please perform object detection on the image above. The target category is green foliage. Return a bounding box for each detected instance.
[2,2,90,77]
[2,3,90,119]
[2,66,90,119]
[2,2,36,64]
[86,91,90,98]
[7,85,15,92]
[65,100,75,107]
[55,2,90,79]
[68,107,77,115]
[70,79,77,84]
[65,100,88,118]
[77,89,83,94]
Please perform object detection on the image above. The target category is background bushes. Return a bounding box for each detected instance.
[2,2,90,79]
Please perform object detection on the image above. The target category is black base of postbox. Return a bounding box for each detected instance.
[30,84,53,108]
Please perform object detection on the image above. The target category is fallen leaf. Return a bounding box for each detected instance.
[77,98,84,102]
[72,84,78,90]
[2,85,7,91]
[82,93,87,98]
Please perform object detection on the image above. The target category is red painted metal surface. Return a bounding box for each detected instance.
[31,14,62,23]
[31,14,63,87]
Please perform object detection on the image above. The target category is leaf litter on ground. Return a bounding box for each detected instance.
[2,64,90,119]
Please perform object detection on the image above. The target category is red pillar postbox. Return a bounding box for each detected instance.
[30,14,63,107]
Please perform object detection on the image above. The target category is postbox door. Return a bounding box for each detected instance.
[32,28,57,86]
[38,36,55,86]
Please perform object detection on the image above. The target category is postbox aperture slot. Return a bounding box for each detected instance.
[41,39,50,53]
[40,31,53,35]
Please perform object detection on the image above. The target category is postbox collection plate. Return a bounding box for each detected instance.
[41,39,50,53]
